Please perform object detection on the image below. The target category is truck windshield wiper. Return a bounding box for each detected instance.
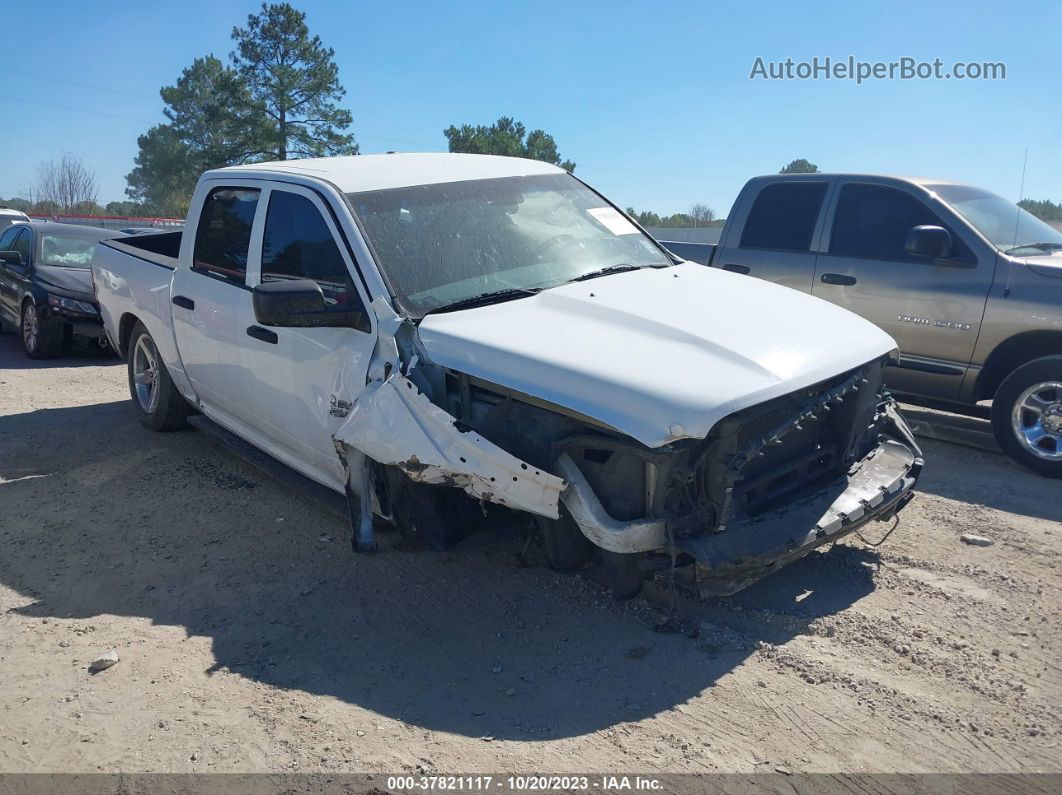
[1004,242,1062,254]
[567,262,669,284]
[425,286,542,315]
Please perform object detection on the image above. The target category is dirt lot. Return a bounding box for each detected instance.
[0,333,1059,775]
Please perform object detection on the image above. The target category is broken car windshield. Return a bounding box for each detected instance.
[347,173,670,317]
[39,229,118,269]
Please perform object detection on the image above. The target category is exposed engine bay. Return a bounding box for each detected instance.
[334,341,922,598]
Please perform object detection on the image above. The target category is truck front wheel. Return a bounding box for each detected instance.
[535,507,593,573]
[991,355,1062,478]
[127,321,190,431]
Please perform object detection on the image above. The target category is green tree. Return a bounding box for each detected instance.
[31,200,61,216]
[0,197,34,213]
[67,201,107,216]
[780,158,819,174]
[126,125,200,217]
[230,2,358,160]
[1018,198,1062,222]
[127,4,356,212]
[106,200,159,217]
[626,207,662,227]
[625,206,725,229]
[161,56,257,164]
[661,213,693,227]
[126,56,256,215]
[444,117,575,171]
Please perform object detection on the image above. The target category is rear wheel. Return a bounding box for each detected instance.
[21,301,65,359]
[127,321,190,431]
[991,356,1062,478]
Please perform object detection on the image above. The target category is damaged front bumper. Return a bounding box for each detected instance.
[682,434,920,595]
[557,400,923,595]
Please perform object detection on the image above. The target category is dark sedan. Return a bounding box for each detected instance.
[0,222,126,358]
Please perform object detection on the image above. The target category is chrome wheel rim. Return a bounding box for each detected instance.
[22,305,38,352]
[1011,381,1062,461]
[132,334,161,414]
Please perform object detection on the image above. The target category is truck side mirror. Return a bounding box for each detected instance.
[0,250,23,266]
[252,279,329,326]
[905,225,952,259]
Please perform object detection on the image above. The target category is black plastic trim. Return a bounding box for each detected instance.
[889,356,965,376]
[190,267,251,291]
[246,325,279,344]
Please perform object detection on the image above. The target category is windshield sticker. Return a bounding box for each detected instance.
[587,207,639,236]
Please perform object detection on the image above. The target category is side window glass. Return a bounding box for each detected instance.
[740,182,828,252]
[0,227,21,251]
[192,187,260,285]
[262,190,368,326]
[11,229,31,262]
[830,184,974,264]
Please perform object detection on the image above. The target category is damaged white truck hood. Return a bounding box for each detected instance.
[417,261,897,448]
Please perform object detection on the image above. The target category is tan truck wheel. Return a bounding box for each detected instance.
[991,355,1062,478]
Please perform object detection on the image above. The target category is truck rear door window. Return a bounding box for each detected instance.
[192,187,261,286]
[830,183,974,264]
[261,190,368,326]
[740,182,828,252]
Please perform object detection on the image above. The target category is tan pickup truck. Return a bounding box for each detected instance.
[685,175,1062,478]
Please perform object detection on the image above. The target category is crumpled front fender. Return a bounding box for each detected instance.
[333,374,567,519]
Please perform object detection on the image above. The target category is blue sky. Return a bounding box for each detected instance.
[1,0,1058,215]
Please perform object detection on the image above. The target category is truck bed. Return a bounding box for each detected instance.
[659,240,716,265]
[99,230,182,270]
[92,230,181,372]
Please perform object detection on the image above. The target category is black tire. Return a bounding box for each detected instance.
[991,355,1062,478]
[21,301,65,359]
[126,321,191,431]
[535,506,593,572]
[601,550,645,600]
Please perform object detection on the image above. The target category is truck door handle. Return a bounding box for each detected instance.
[172,295,195,310]
[246,325,278,345]
[820,273,857,286]
[722,263,750,275]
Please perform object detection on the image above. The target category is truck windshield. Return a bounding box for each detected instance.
[347,173,670,317]
[930,184,1062,255]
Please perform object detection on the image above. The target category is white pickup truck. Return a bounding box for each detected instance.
[91,153,922,597]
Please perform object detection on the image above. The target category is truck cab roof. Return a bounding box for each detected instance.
[750,172,975,189]
[205,152,567,193]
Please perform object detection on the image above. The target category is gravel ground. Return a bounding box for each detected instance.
[0,333,1059,775]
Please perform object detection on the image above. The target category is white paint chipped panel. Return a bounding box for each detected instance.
[334,375,565,518]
